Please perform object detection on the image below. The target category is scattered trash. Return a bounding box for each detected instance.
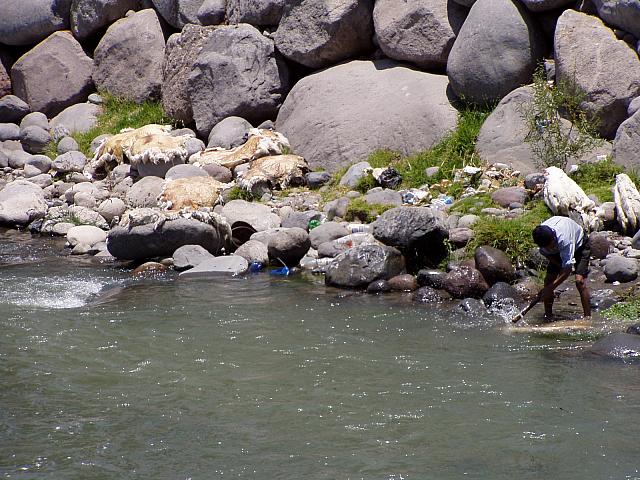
[270,265,290,276]
[249,261,264,272]
[308,219,321,230]
[347,223,371,234]
[377,167,403,189]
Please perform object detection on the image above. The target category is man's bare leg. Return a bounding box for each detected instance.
[543,270,558,321]
[575,274,591,319]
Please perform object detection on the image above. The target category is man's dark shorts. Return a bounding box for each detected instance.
[547,243,591,276]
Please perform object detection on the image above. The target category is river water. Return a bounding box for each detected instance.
[1,229,639,479]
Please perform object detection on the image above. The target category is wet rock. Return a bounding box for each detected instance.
[132,261,168,276]
[372,206,449,269]
[474,245,516,286]
[126,176,164,208]
[446,0,544,104]
[367,279,392,294]
[456,298,487,315]
[325,244,405,289]
[220,199,281,232]
[0,96,30,124]
[179,255,249,277]
[234,239,269,265]
[441,265,489,299]
[309,221,349,249]
[0,0,72,46]
[10,31,93,117]
[50,103,101,135]
[603,255,639,283]
[108,216,226,260]
[626,324,640,336]
[188,24,289,136]
[388,274,418,291]
[588,333,640,360]
[20,126,50,154]
[0,180,47,226]
[483,281,519,307]
[373,0,466,69]
[276,59,458,173]
[555,9,640,139]
[416,269,447,289]
[413,285,449,303]
[588,232,612,259]
[513,276,541,300]
[274,0,374,69]
[207,116,253,149]
[93,9,165,102]
[66,225,107,248]
[590,288,617,310]
[172,244,216,271]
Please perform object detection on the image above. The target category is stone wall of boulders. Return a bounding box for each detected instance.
[1,0,639,175]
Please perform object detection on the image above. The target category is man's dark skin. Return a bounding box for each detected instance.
[539,234,591,321]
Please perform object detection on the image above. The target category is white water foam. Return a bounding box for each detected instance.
[2,275,109,309]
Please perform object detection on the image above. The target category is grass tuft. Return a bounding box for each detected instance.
[602,299,640,322]
[570,158,639,203]
[345,198,395,223]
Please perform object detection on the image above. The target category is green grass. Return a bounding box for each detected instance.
[602,299,640,322]
[226,186,256,202]
[46,92,177,159]
[569,158,632,202]
[449,193,497,215]
[465,200,552,264]
[344,198,395,223]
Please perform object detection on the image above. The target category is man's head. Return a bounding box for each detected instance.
[532,225,555,248]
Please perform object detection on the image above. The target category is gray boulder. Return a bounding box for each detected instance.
[373,0,466,69]
[187,24,290,136]
[0,95,30,124]
[172,244,216,270]
[251,226,310,266]
[25,154,52,174]
[179,255,250,277]
[0,123,21,141]
[93,9,165,102]
[71,0,139,39]
[612,109,640,172]
[520,0,574,10]
[306,171,332,189]
[0,0,72,46]
[220,199,281,231]
[446,0,544,105]
[0,180,47,226]
[20,126,51,154]
[50,103,101,135]
[364,188,403,207]
[593,0,640,39]
[413,285,449,303]
[203,163,233,182]
[281,210,321,230]
[276,59,458,172]
[108,217,226,260]
[491,186,528,208]
[274,0,374,69]
[309,221,349,249]
[339,161,371,188]
[588,333,640,360]
[66,225,107,248]
[57,136,80,155]
[67,205,109,229]
[227,0,284,25]
[6,150,32,169]
[603,255,639,283]
[151,0,204,28]
[207,116,253,148]
[10,31,94,117]
[441,265,489,299]
[448,227,474,248]
[323,197,349,221]
[198,0,226,25]
[165,164,208,181]
[555,10,640,139]
[52,151,87,174]
[20,112,48,130]
[474,245,516,285]
[371,206,449,269]
[325,244,405,289]
[0,62,10,99]
[162,24,217,124]
[97,197,126,223]
[126,176,164,208]
[234,239,269,264]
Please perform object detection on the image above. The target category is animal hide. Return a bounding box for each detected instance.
[613,173,640,235]
[237,155,309,194]
[159,176,225,211]
[128,134,191,167]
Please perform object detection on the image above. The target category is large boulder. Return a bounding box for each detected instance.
[325,244,405,288]
[373,0,466,69]
[603,255,639,283]
[0,0,71,46]
[519,0,573,11]
[309,222,349,249]
[227,0,284,25]
[474,246,516,285]
[587,333,640,360]
[482,281,519,307]
[0,180,47,226]
[441,265,489,299]
[172,244,216,270]
[251,226,311,266]
[151,0,204,28]
[207,116,253,148]
[446,0,544,105]
[612,109,640,172]
[50,103,101,135]
[220,199,281,231]
[554,10,640,139]
[66,225,107,247]
[476,86,612,175]
[179,255,250,277]
[71,0,139,39]
[108,217,226,260]
[198,0,226,25]
[93,9,165,103]
[592,0,640,39]
[10,31,94,117]
[126,176,165,208]
[276,59,458,172]
[162,24,217,124]
[0,60,11,98]
[274,0,374,69]
[0,95,30,124]
[187,24,290,136]
[371,206,449,269]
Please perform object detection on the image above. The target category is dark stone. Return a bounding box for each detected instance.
[626,324,640,336]
[483,281,519,307]
[413,285,449,303]
[474,245,516,285]
[456,298,487,315]
[491,186,528,208]
[388,274,418,291]
[416,269,447,289]
[442,265,489,299]
[306,171,332,189]
[588,333,640,360]
[281,210,321,231]
[589,288,617,310]
[367,279,391,294]
[588,232,611,259]
[132,261,168,276]
[325,244,405,289]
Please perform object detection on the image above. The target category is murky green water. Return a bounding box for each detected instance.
[1,229,639,479]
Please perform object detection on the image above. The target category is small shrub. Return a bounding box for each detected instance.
[345,198,394,223]
[465,200,551,265]
[602,299,640,322]
[354,173,377,194]
[226,186,255,202]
